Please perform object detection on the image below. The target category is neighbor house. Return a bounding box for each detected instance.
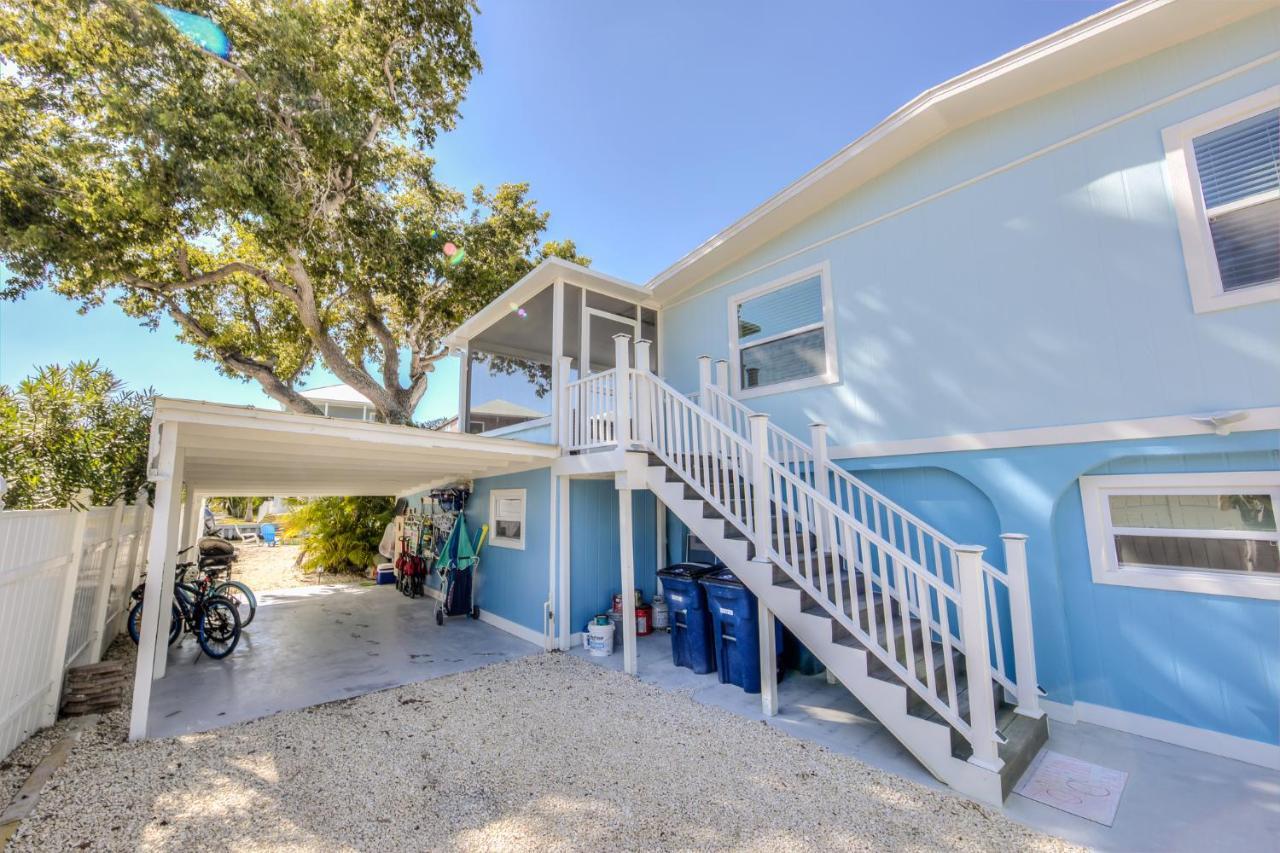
[133,0,1279,807]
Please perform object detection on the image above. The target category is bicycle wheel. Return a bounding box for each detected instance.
[128,600,182,646]
[196,595,241,659]
[212,580,257,628]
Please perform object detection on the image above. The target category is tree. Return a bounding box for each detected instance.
[282,495,395,574]
[0,361,153,508]
[0,0,588,424]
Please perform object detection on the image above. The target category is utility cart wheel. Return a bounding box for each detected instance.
[435,608,444,626]
[470,605,480,620]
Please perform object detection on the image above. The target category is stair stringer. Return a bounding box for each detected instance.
[646,467,1006,807]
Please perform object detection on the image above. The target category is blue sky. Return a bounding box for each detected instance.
[0,0,1110,419]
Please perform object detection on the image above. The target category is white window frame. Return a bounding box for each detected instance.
[489,488,526,550]
[1161,86,1280,314]
[1080,472,1280,601]
[727,261,838,400]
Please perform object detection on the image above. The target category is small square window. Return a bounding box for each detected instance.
[1162,87,1280,313]
[489,489,526,550]
[727,263,838,398]
[1081,473,1280,600]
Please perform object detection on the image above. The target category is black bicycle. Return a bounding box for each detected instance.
[127,564,242,659]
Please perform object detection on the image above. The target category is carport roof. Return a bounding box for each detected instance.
[148,397,559,497]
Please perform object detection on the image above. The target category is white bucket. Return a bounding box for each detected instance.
[583,621,616,656]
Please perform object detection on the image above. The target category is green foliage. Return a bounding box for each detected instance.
[210,496,267,520]
[0,361,153,508]
[0,0,589,423]
[282,495,394,573]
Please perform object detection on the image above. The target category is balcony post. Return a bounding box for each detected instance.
[809,421,829,499]
[1001,533,1043,719]
[634,340,652,445]
[749,414,772,563]
[714,359,729,393]
[557,356,573,450]
[956,545,1004,772]
[697,355,712,400]
[550,278,565,445]
[613,334,632,447]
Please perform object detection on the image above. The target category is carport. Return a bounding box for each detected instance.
[129,398,559,740]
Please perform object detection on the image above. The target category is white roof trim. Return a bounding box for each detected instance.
[444,257,653,348]
[150,397,558,498]
[299,384,373,405]
[646,0,1277,301]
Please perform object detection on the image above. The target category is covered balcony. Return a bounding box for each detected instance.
[444,258,659,445]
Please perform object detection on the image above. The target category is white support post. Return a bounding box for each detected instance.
[557,475,572,651]
[634,340,652,445]
[749,414,771,563]
[550,279,565,445]
[42,488,93,725]
[616,480,638,676]
[130,426,183,741]
[87,498,127,662]
[759,603,779,717]
[809,422,830,498]
[714,359,729,393]
[956,545,1004,771]
[697,355,712,399]
[558,355,574,449]
[179,489,198,557]
[1002,533,1043,719]
[457,344,472,434]
[613,333,632,448]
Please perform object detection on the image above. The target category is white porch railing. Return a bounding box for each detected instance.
[553,339,1042,766]
[0,490,151,760]
[696,380,1036,714]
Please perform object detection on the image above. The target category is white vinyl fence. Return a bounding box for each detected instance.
[0,489,151,760]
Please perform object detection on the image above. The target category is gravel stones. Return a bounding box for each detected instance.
[7,650,1079,852]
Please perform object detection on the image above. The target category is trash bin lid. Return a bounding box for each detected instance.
[658,562,721,580]
[698,567,744,588]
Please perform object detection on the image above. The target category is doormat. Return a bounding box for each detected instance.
[1013,750,1128,826]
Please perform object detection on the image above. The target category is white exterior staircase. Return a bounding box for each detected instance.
[560,341,1047,805]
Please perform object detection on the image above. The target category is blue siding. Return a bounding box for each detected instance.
[568,481,660,633]
[841,430,1280,746]
[460,468,553,634]
[659,12,1280,447]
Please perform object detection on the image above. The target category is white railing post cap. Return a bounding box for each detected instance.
[953,544,986,555]
[1000,533,1029,542]
[612,332,632,341]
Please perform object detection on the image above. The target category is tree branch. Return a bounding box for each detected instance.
[161,298,322,416]
[121,260,296,301]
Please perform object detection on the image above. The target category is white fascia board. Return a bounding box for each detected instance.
[646,0,1276,301]
[442,257,652,349]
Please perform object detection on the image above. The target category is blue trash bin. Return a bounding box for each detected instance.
[657,562,720,674]
[700,569,783,694]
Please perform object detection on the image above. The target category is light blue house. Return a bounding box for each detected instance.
[404,0,1279,803]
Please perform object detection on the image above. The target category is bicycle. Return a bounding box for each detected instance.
[127,564,242,659]
[180,543,257,628]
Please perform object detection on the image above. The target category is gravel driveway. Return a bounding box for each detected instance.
[6,650,1078,852]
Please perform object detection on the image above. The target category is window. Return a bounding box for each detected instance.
[489,489,526,550]
[727,263,837,398]
[1081,472,1280,600]
[1163,87,1280,313]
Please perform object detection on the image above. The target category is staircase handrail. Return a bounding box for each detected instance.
[698,384,1017,697]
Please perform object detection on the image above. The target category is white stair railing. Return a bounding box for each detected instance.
[562,369,618,451]
[696,381,1037,718]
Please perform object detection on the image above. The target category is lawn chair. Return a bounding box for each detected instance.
[260,523,277,547]
[238,524,261,545]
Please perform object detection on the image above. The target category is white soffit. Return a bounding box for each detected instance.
[151,398,558,497]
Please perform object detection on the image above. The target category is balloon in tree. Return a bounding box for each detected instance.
[153,4,231,59]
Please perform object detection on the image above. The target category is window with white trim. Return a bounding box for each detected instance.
[1162,87,1280,313]
[728,263,837,397]
[1081,473,1280,600]
[489,489,525,550]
